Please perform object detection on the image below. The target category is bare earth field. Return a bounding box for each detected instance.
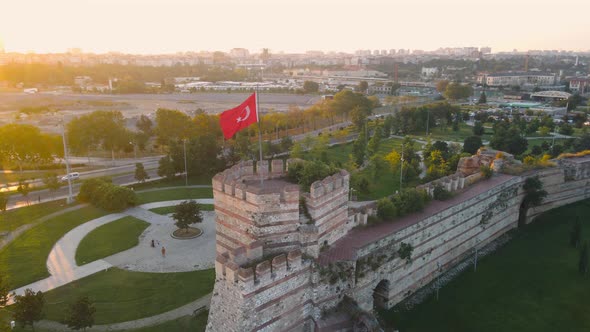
[0,91,319,114]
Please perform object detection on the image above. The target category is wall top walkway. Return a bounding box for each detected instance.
[319,174,517,265]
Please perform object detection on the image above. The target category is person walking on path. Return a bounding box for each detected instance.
[161,246,166,257]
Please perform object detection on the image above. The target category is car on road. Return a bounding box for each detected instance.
[61,172,80,182]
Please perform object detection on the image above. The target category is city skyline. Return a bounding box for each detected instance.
[2,0,589,55]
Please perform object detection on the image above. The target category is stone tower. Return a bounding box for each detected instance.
[207,159,353,332]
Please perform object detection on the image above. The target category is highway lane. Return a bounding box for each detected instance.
[6,168,160,210]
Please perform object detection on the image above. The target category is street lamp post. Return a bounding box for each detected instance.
[129,141,137,160]
[183,139,188,187]
[60,116,74,204]
[399,143,405,192]
[426,110,430,136]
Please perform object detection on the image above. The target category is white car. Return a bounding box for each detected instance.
[61,172,80,182]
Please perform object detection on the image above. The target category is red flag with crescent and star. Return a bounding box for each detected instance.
[219,92,258,139]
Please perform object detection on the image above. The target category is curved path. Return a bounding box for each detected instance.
[10,199,216,298]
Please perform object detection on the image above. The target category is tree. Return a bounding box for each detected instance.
[559,123,574,136]
[579,242,589,276]
[477,91,487,104]
[289,142,304,159]
[367,127,382,157]
[573,132,590,152]
[136,114,153,136]
[0,192,7,213]
[65,296,96,331]
[463,136,483,154]
[154,108,194,145]
[157,155,176,180]
[42,173,61,199]
[350,106,371,131]
[302,81,319,94]
[519,176,548,226]
[280,136,293,152]
[436,80,450,93]
[358,81,368,93]
[473,121,485,136]
[444,82,473,100]
[0,124,56,172]
[539,126,551,136]
[134,163,150,183]
[309,135,329,162]
[522,176,547,208]
[172,200,203,233]
[17,180,30,205]
[12,289,45,330]
[67,111,131,162]
[490,124,528,155]
[352,129,367,166]
[0,274,8,307]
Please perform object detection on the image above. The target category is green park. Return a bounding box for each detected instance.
[0,87,589,331]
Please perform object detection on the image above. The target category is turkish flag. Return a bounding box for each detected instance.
[219,92,258,139]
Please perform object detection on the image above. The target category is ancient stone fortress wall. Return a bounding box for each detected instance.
[208,159,357,332]
[207,155,590,332]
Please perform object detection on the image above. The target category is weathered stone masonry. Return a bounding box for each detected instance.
[206,156,590,332]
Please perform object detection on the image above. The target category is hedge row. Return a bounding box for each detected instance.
[78,178,137,211]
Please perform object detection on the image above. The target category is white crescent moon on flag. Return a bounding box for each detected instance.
[236,106,251,123]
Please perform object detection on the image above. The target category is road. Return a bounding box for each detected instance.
[6,166,160,210]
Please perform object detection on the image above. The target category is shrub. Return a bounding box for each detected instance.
[78,178,137,212]
[287,160,338,189]
[480,165,493,179]
[377,198,397,220]
[376,188,430,222]
[433,184,452,201]
[398,242,414,263]
[77,177,112,203]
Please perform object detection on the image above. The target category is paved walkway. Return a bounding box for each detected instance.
[35,293,212,331]
[9,199,216,296]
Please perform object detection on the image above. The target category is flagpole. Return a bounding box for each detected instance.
[255,88,264,186]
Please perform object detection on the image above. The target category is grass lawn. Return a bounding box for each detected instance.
[136,187,213,204]
[75,216,150,265]
[379,199,590,332]
[0,206,107,289]
[0,199,74,233]
[411,122,493,143]
[129,311,208,332]
[41,268,214,324]
[131,174,212,191]
[149,204,214,215]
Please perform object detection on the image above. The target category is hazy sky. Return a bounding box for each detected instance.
[1,0,589,54]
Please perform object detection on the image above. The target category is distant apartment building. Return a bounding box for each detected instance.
[421,67,439,78]
[482,72,556,87]
[368,84,396,95]
[230,48,249,58]
[480,47,492,54]
[569,77,590,94]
